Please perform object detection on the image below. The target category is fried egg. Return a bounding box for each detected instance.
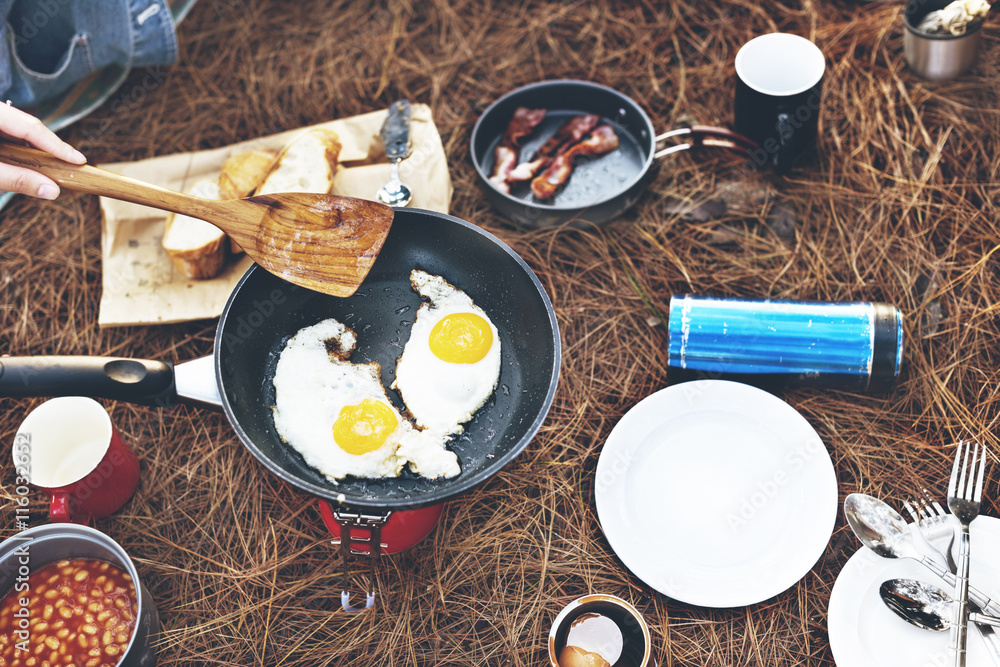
[392,270,502,436]
[271,318,460,481]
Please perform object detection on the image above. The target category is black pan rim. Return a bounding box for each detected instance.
[470,78,657,212]
[213,208,562,511]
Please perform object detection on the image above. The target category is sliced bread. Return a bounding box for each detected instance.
[253,128,342,196]
[219,149,278,253]
[161,178,228,280]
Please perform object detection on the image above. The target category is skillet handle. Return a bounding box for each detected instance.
[654,126,759,159]
[0,356,178,407]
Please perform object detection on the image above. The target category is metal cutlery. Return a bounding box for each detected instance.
[376,100,414,207]
[844,494,1000,617]
[900,490,1000,658]
[904,492,958,572]
[880,578,1000,665]
[948,440,988,666]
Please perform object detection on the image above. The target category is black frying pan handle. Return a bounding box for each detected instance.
[654,126,759,158]
[0,356,178,407]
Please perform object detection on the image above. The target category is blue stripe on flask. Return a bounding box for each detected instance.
[667,295,887,379]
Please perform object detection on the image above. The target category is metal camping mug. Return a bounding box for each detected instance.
[548,594,655,667]
[903,0,984,81]
[13,397,140,524]
[0,523,159,666]
[666,295,904,392]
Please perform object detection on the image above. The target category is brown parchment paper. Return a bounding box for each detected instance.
[97,104,452,327]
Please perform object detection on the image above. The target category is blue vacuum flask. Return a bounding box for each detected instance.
[666,295,904,392]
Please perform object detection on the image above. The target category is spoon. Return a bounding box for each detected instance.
[375,100,413,207]
[844,493,1000,617]
[880,578,1000,664]
[0,141,394,297]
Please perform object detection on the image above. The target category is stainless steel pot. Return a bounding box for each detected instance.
[0,523,160,666]
[904,0,984,80]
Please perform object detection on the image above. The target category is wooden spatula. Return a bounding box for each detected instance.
[0,142,394,297]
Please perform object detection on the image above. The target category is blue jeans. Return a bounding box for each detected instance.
[0,0,178,107]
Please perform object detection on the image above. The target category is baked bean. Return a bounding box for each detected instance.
[0,559,137,667]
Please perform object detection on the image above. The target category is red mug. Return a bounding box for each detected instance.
[12,396,140,524]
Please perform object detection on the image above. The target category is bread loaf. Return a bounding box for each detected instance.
[161,178,228,280]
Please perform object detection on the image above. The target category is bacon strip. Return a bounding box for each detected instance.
[500,107,546,148]
[530,125,620,200]
[488,146,519,194]
[489,107,546,193]
[506,156,547,183]
[532,114,600,160]
[506,114,602,184]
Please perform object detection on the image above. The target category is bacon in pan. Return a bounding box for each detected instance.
[506,114,601,184]
[530,125,620,200]
[489,107,546,193]
[533,114,600,160]
[488,145,519,193]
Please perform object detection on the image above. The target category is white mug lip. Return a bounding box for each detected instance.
[735,33,826,97]
[12,396,113,487]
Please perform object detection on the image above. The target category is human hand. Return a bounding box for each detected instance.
[0,102,86,200]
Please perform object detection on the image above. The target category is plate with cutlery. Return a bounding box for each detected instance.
[832,441,995,665]
[830,514,1000,666]
[594,380,838,608]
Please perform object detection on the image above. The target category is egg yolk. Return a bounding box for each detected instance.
[428,313,493,363]
[332,398,399,455]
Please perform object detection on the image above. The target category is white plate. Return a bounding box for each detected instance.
[830,516,1000,667]
[594,380,838,608]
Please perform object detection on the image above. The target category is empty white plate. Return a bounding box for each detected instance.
[594,380,838,608]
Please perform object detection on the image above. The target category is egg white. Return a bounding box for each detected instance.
[271,318,460,481]
[392,270,502,437]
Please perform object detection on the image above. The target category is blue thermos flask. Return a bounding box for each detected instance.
[666,295,904,392]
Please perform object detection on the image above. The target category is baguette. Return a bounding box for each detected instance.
[161,178,228,280]
[219,149,277,200]
[219,149,278,254]
[254,128,342,196]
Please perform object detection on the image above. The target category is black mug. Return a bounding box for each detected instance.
[734,33,826,173]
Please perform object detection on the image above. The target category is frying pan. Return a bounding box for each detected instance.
[0,208,561,513]
[470,79,758,229]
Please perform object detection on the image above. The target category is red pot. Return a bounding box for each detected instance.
[318,499,444,555]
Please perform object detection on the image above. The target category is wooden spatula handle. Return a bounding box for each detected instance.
[0,141,226,222]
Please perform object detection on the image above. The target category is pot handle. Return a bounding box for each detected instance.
[331,509,391,613]
[0,356,178,407]
[654,126,758,159]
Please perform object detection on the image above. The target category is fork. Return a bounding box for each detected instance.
[948,440,988,667]
[903,492,958,573]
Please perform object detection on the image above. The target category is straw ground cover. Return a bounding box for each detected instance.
[1,0,999,664]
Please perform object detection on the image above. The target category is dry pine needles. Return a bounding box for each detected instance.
[2,0,1000,665]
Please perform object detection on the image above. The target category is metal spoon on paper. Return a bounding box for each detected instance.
[376,100,413,207]
[843,493,1000,617]
[880,578,1000,664]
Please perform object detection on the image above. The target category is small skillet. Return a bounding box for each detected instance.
[470,79,757,229]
